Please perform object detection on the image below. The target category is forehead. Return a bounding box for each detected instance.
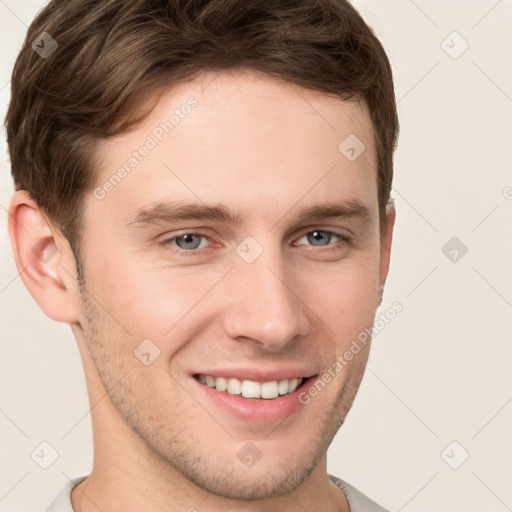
[89,69,378,227]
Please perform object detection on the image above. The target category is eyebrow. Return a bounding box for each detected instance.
[125,198,373,227]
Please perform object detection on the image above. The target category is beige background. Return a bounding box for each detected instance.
[1,1,511,510]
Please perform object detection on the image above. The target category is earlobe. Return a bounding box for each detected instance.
[7,190,81,324]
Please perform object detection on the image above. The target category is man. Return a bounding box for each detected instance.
[6,0,398,510]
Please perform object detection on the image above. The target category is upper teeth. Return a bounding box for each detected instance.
[197,374,304,399]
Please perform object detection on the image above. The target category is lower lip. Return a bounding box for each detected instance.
[191,376,316,423]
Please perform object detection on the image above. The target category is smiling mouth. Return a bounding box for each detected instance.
[193,374,313,399]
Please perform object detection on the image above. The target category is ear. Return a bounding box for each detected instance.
[378,200,396,304]
[7,190,81,324]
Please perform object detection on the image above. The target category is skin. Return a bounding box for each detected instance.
[8,68,395,512]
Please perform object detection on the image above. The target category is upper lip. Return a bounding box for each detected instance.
[191,367,318,383]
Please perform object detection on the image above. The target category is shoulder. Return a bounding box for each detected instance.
[328,474,390,512]
[47,474,388,512]
[45,475,88,512]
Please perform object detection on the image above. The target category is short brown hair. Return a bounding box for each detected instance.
[5,0,399,264]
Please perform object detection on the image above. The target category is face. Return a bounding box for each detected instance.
[76,69,391,500]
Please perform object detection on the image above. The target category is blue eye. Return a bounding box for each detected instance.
[296,230,347,247]
[166,233,210,251]
[158,229,350,255]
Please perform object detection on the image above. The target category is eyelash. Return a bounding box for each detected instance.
[157,229,352,256]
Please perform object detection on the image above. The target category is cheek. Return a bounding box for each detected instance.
[312,259,380,345]
[86,236,381,348]
[316,254,380,304]
[88,252,219,337]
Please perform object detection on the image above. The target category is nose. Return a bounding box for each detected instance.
[221,251,311,350]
